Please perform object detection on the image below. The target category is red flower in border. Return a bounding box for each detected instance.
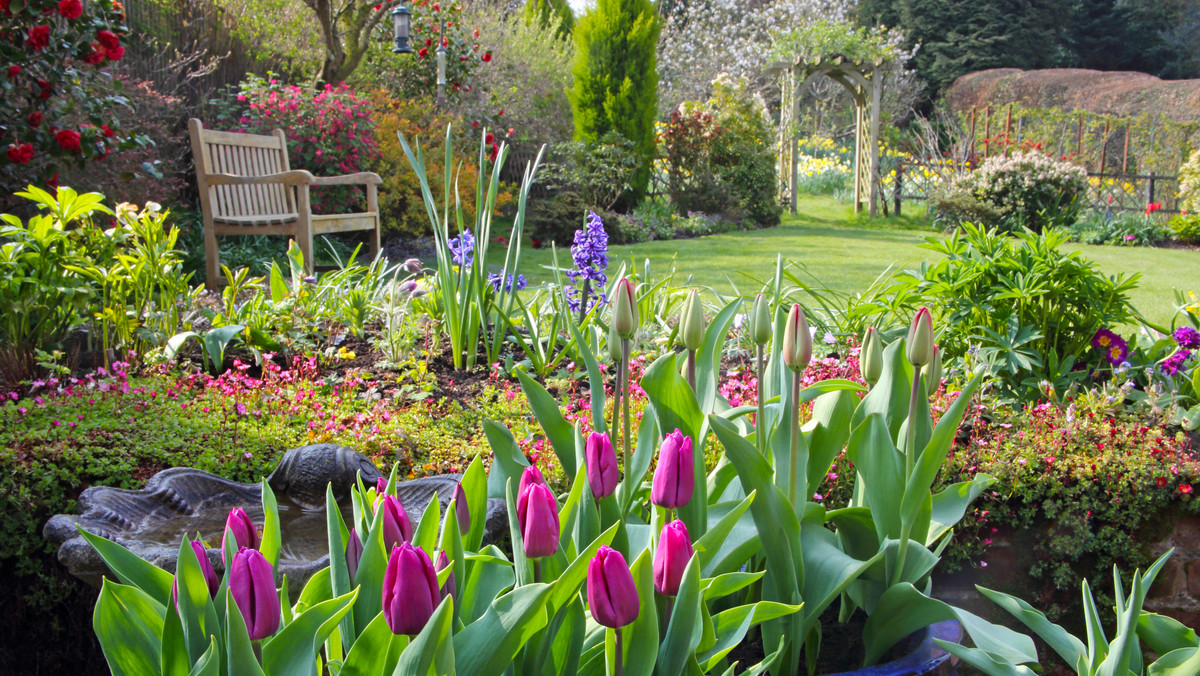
[96,29,120,50]
[6,143,34,164]
[7,65,20,78]
[83,42,106,65]
[27,25,51,51]
[58,0,82,19]
[418,47,428,58]
[481,52,492,62]
[55,129,82,153]
[1181,484,1193,495]
[27,111,42,128]
[105,45,124,61]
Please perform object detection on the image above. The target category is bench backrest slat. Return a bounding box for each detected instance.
[189,119,295,220]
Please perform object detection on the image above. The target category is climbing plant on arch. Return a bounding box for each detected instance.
[771,21,907,217]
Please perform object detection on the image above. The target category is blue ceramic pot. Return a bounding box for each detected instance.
[823,620,962,676]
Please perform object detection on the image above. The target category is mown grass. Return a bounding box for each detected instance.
[491,195,1198,326]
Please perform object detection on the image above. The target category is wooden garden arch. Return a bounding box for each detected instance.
[773,55,886,217]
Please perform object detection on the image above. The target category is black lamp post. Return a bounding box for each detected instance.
[391,3,413,54]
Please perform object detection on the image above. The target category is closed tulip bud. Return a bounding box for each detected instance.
[230,547,280,640]
[861,327,883,385]
[607,319,623,361]
[173,540,219,608]
[587,545,639,628]
[379,494,413,550]
[907,307,934,367]
[518,463,545,497]
[382,543,441,635]
[222,507,258,553]
[781,304,812,373]
[922,345,942,392]
[517,483,560,559]
[435,549,456,602]
[346,528,363,582]
[453,482,470,535]
[679,289,705,351]
[749,293,772,346]
[613,277,637,340]
[653,520,693,596]
[586,432,619,501]
[651,429,695,509]
[376,476,388,495]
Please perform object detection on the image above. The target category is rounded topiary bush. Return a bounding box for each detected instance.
[933,150,1088,233]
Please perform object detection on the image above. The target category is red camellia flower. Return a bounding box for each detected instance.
[37,79,52,99]
[55,129,82,153]
[27,25,51,51]
[6,143,34,164]
[96,29,120,49]
[83,42,106,65]
[27,111,42,128]
[418,47,428,58]
[484,132,495,145]
[7,65,20,78]
[58,0,83,19]
[101,124,115,138]
[481,52,492,62]
[105,45,124,61]
[424,38,432,46]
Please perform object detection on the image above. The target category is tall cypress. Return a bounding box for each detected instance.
[568,0,661,198]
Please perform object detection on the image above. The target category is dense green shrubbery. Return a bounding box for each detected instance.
[1169,212,1200,245]
[526,132,639,246]
[931,151,1087,233]
[660,77,781,228]
[1065,208,1174,247]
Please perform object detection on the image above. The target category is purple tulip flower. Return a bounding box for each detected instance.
[222,508,258,553]
[383,543,441,635]
[586,431,619,501]
[453,482,470,535]
[651,429,695,509]
[587,545,639,628]
[379,494,413,551]
[653,520,694,596]
[230,547,280,641]
[517,483,560,559]
[436,549,456,602]
[346,528,363,582]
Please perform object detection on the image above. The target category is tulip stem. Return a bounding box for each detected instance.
[614,628,624,676]
[892,369,924,588]
[788,369,801,506]
[611,357,622,469]
[755,344,765,457]
[685,348,696,392]
[621,339,632,493]
[534,558,542,584]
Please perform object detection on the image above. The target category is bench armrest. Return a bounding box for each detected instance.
[309,172,383,186]
[207,170,316,186]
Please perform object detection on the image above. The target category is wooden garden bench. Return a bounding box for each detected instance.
[188,118,382,288]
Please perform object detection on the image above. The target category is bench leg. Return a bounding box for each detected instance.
[297,186,315,276]
[204,213,220,289]
[367,183,381,261]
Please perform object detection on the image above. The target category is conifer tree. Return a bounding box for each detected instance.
[568,0,661,198]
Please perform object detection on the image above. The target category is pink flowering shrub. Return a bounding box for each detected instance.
[212,75,380,214]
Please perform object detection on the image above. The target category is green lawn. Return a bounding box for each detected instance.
[493,195,1199,326]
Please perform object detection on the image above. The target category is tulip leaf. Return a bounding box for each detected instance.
[550,522,619,616]
[453,582,552,675]
[260,480,281,568]
[326,485,356,643]
[413,490,441,553]
[846,413,904,542]
[927,475,996,547]
[505,478,533,587]
[340,611,408,676]
[621,548,660,676]
[851,339,913,437]
[698,601,802,672]
[297,566,333,610]
[621,400,660,516]
[460,545,516,625]
[223,588,267,676]
[697,299,743,414]
[94,579,165,676]
[262,588,358,676]
[176,539,223,666]
[642,352,707,537]
[861,583,1036,667]
[976,586,1086,666]
[393,596,455,676]
[1149,647,1200,675]
[1139,612,1200,656]
[186,637,221,676]
[658,554,704,675]
[803,389,858,498]
[351,493,388,636]
[825,506,880,562]
[565,313,607,435]
[799,513,885,630]
[439,495,466,627]
[549,597,587,676]
[932,641,1037,676]
[78,526,174,606]
[696,493,757,577]
[485,420,530,500]
[560,460,598,561]
[161,602,190,676]
[703,571,764,602]
[461,455,487,553]
[515,367,578,478]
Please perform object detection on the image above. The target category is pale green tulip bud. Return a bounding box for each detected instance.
[781,304,812,372]
[922,345,942,392]
[607,319,623,361]
[679,289,705,351]
[749,293,772,346]
[906,307,933,367]
[861,326,883,385]
[613,277,637,340]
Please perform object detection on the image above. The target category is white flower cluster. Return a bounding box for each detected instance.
[961,151,1088,200]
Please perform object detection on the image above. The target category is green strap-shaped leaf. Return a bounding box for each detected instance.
[803,389,857,500]
[696,299,743,414]
[702,571,764,602]
[459,546,516,625]
[161,602,190,676]
[851,339,913,438]
[186,637,221,676]
[695,493,756,576]
[485,420,530,500]
[977,586,1086,667]
[340,612,408,676]
[621,403,660,517]
[393,597,455,676]
[1139,612,1200,656]
[326,485,356,643]
[927,475,996,546]
[698,601,803,673]
[461,455,487,553]
[351,493,388,634]
[413,491,442,553]
[224,588,266,676]
[453,583,552,675]
[799,521,885,633]
[515,367,578,478]
[94,580,165,676]
[658,555,704,675]
[1149,647,1200,676]
[620,548,660,676]
[566,314,607,435]
[845,414,904,542]
[933,641,1038,676]
[78,526,174,605]
[176,538,224,666]
[260,481,281,568]
[262,589,358,676]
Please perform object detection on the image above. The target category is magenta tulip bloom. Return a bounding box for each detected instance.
[230,547,280,640]
[222,507,257,553]
[651,429,694,509]
[376,476,388,495]
[436,549,456,602]
[587,545,639,628]
[345,528,363,582]
[172,540,219,608]
[379,494,413,550]
[653,520,694,596]
[453,482,470,535]
[517,483,560,559]
[586,431,619,501]
[382,543,441,635]
[518,463,545,497]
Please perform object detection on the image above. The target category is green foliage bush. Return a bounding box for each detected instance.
[1177,147,1200,212]
[1169,213,1200,245]
[568,0,661,198]
[526,132,639,245]
[1065,209,1174,247]
[931,151,1087,233]
[660,77,781,227]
